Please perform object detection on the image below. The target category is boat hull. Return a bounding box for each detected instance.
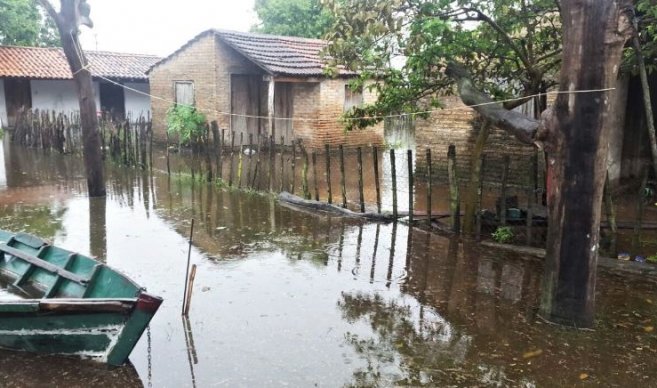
[0,293,161,365]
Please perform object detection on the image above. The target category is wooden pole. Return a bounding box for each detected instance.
[373,146,381,213]
[475,154,486,241]
[182,219,194,316]
[183,264,197,317]
[407,149,414,224]
[219,127,225,181]
[390,149,398,218]
[447,145,460,233]
[339,145,347,208]
[357,147,365,212]
[269,135,274,192]
[166,132,171,176]
[280,136,285,193]
[228,131,235,187]
[499,155,510,225]
[526,187,534,246]
[237,133,244,189]
[312,151,319,201]
[325,144,333,204]
[291,139,297,194]
[301,142,310,199]
[426,148,432,228]
[247,133,253,189]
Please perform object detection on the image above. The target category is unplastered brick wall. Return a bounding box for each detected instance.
[291,82,321,148]
[149,33,265,143]
[149,33,218,142]
[307,79,383,150]
[415,96,538,187]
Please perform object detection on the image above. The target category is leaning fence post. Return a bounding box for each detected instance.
[268,135,274,192]
[373,146,381,213]
[312,151,319,201]
[339,144,347,208]
[390,149,398,218]
[426,148,432,228]
[448,145,460,234]
[301,141,310,199]
[407,149,414,224]
[357,147,365,212]
[325,144,333,204]
[219,127,225,181]
[291,139,297,194]
[280,136,285,193]
[247,133,254,189]
[228,131,235,187]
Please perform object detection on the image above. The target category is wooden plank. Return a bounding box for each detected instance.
[0,244,88,285]
[44,253,77,298]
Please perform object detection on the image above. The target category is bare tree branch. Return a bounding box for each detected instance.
[445,62,538,145]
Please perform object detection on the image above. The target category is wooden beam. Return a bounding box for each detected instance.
[0,244,89,285]
[268,78,275,137]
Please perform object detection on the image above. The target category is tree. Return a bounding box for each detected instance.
[39,0,105,197]
[326,0,562,234]
[0,0,59,46]
[251,0,334,38]
[327,0,633,327]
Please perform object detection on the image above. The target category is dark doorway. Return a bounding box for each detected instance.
[4,78,32,127]
[99,82,125,120]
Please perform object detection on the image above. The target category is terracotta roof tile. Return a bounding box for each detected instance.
[0,46,160,80]
[150,29,356,77]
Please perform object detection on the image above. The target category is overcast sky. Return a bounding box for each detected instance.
[78,0,258,57]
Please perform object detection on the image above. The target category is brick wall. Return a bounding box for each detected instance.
[149,34,217,142]
[415,96,540,187]
[305,79,383,150]
[149,33,265,143]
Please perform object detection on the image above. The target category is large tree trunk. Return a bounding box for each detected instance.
[448,0,632,327]
[538,0,632,327]
[40,0,106,197]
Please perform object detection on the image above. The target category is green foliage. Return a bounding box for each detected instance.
[492,226,514,244]
[166,106,207,145]
[325,0,562,128]
[252,0,334,38]
[629,0,657,74]
[0,0,59,46]
[647,254,657,264]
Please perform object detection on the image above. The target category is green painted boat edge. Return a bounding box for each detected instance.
[0,229,164,365]
[107,292,162,366]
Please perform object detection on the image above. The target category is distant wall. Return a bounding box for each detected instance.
[124,82,151,119]
[30,79,100,114]
[0,79,7,127]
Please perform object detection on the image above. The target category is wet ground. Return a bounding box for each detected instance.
[0,143,656,387]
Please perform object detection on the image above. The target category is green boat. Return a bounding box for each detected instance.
[0,230,162,366]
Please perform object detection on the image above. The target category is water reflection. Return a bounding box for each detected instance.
[0,143,655,386]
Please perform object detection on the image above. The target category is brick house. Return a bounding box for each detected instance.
[0,45,159,127]
[147,29,383,148]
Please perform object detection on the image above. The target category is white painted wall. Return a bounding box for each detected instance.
[0,79,7,127]
[124,82,151,120]
[30,79,101,115]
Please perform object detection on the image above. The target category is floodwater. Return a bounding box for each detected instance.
[0,142,656,387]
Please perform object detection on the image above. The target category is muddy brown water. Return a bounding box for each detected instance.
[0,143,655,387]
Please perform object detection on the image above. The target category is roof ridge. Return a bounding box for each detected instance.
[212,29,327,44]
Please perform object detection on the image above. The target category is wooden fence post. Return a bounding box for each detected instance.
[407,149,414,224]
[357,147,365,212]
[339,145,347,208]
[373,146,381,213]
[447,145,460,234]
[426,148,432,228]
[390,149,398,218]
[325,144,332,204]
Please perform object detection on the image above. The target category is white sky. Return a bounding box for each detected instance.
[78,0,258,56]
